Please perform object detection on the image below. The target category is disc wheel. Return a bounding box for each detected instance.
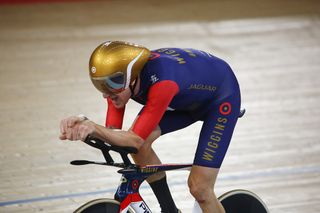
[74,198,135,213]
[218,189,269,213]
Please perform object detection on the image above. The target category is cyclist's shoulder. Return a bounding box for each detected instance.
[149,47,222,64]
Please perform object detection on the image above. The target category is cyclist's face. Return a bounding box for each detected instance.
[103,88,131,108]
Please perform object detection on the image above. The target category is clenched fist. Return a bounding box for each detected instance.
[59,115,96,141]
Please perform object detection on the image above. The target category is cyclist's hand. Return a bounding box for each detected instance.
[75,120,96,141]
[59,116,92,141]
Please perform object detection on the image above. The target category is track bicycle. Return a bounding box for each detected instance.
[70,110,269,213]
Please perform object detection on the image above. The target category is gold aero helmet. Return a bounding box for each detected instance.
[89,41,151,95]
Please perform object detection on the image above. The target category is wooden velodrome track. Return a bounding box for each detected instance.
[0,0,319,212]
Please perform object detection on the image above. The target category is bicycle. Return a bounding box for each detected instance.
[70,110,269,213]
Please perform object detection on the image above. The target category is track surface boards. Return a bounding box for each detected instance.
[0,0,319,212]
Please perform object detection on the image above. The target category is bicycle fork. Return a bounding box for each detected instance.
[115,171,152,213]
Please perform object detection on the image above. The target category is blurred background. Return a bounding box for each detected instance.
[0,0,319,212]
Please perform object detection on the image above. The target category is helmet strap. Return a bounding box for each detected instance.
[129,77,139,98]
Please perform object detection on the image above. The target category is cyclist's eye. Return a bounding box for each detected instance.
[105,72,125,90]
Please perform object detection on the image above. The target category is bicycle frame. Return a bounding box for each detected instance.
[116,164,192,213]
[116,167,150,213]
[71,136,192,213]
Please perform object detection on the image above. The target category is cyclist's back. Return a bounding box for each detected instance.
[136,47,239,111]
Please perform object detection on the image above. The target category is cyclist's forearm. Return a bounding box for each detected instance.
[92,123,144,149]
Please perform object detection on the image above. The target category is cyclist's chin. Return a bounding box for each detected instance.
[113,101,125,109]
[111,90,131,108]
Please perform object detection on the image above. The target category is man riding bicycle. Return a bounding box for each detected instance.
[60,41,241,213]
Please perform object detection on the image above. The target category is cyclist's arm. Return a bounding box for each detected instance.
[92,124,143,148]
[91,80,179,149]
[132,80,179,140]
[105,97,125,129]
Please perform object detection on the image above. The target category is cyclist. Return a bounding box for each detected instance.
[60,41,241,213]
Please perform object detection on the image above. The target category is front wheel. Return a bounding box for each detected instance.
[74,198,135,213]
[218,189,269,213]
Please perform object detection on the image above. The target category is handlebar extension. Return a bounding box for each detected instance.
[82,136,138,166]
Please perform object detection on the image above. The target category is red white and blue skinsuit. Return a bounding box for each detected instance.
[106,48,241,168]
